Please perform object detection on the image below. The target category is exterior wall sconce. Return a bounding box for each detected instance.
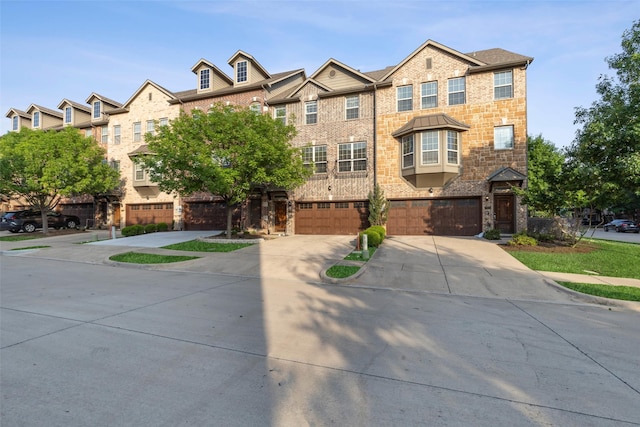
[429,188,433,194]
[328,185,332,191]
[485,196,490,202]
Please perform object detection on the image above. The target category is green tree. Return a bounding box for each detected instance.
[367,184,389,226]
[516,134,565,216]
[0,127,120,234]
[572,19,640,200]
[137,103,310,237]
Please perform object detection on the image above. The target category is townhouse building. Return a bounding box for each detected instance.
[5,38,532,236]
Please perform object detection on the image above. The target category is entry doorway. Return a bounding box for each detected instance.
[274,201,287,233]
[494,194,515,233]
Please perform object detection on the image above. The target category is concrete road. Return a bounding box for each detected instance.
[584,228,640,244]
[2,254,639,426]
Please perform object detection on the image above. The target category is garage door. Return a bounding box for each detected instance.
[184,201,240,230]
[295,201,368,235]
[60,203,93,228]
[126,203,174,226]
[387,198,481,236]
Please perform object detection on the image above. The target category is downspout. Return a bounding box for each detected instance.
[372,83,378,187]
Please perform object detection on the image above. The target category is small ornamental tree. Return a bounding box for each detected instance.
[367,184,389,226]
[0,127,120,234]
[137,103,311,238]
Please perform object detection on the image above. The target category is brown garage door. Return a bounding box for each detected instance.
[126,203,173,226]
[387,198,481,236]
[60,203,93,228]
[295,201,368,235]
[184,201,240,230]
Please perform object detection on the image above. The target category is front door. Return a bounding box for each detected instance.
[274,201,287,232]
[494,194,514,233]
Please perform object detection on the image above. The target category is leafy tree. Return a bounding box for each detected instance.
[367,184,389,226]
[0,127,120,234]
[137,103,311,237]
[516,135,565,216]
[572,19,640,201]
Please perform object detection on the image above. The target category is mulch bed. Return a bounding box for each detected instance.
[501,239,599,254]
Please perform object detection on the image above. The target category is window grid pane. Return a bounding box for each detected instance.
[237,61,247,82]
[346,95,359,120]
[421,131,439,165]
[448,77,466,105]
[200,69,210,90]
[101,126,108,143]
[397,85,413,112]
[93,101,100,119]
[275,106,286,124]
[114,126,121,144]
[421,82,438,109]
[305,101,317,125]
[494,126,514,149]
[494,71,513,99]
[338,142,367,172]
[402,135,414,168]
[133,122,141,142]
[65,107,72,123]
[447,131,459,164]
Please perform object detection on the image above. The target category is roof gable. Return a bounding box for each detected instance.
[122,80,176,108]
[85,93,123,109]
[227,50,271,85]
[191,58,234,86]
[26,104,63,119]
[57,98,91,113]
[5,108,30,119]
[287,78,332,100]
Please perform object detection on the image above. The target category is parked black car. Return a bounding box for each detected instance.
[0,210,80,233]
[614,220,640,233]
[603,219,628,232]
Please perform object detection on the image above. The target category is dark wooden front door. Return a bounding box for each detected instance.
[275,201,287,232]
[494,194,514,233]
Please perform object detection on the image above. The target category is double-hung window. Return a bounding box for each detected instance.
[397,85,413,112]
[113,125,121,144]
[32,112,40,128]
[146,120,155,136]
[12,116,18,131]
[302,145,327,173]
[305,101,317,125]
[250,103,261,114]
[93,101,101,119]
[274,106,286,124]
[494,125,514,150]
[345,95,359,119]
[133,122,141,142]
[64,107,72,124]
[448,77,465,105]
[421,81,437,109]
[338,142,366,172]
[134,163,145,181]
[494,70,512,99]
[101,126,108,143]
[200,69,210,90]
[236,60,247,83]
[159,117,168,127]
[447,131,459,164]
[421,131,439,165]
[402,135,414,168]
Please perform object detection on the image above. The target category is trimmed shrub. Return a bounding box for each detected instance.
[508,233,538,246]
[157,222,169,232]
[132,224,145,236]
[360,228,383,247]
[145,223,158,234]
[121,226,135,237]
[483,228,502,240]
[369,225,386,239]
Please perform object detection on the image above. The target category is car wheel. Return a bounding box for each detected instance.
[66,220,77,229]
[23,223,36,233]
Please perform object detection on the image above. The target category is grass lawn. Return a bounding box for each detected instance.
[0,235,41,242]
[504,239,640,279]
[162,240,253,252]
[326,265,362,278]
[109,252,200,264]
[344,247,377,261]
[558,282,640,302]
[9,245,50,250]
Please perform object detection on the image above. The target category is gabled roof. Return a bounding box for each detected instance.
[227,50,270,79]
[381,39,485,81]
[5,108,30,119]
[25,104,63,118]
[392,114,470,138]
[190,58,234,85]
[121,80,176,108]
[487,166,526,182]
[465,48,533,73]
[57,98,91,113]
[286,78,333,99]
[309,58,377,83]
[85,93,123,108]
[128,144,151,156]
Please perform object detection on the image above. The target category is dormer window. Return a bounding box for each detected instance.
[93,101,101,119]
[236,60,247,83]
[64,107,72,124]
[33,111,40,128]
[200,69,210,90]
[12,116,18,131]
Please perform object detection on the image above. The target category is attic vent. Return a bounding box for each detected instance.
[426,58,432,70]
[329,70,336,78]
[148,92,152,101]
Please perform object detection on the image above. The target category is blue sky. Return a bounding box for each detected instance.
[1,0,637,148]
